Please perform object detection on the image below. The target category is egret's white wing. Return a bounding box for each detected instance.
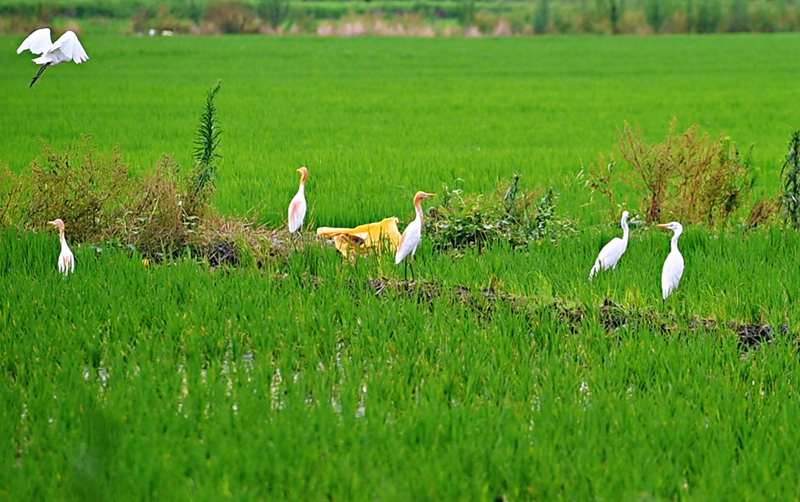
[599,237,625,268]
[287,193,306,233]
[661,251,684,300]
[17,28,52,55]
[395,219,421,264]
[50,31,89,64]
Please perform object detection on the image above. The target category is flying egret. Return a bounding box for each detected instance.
[589,210,630,280]
[48,219,75,276]
[16,28,89,87]
[288,167,308,233]
[658,221,684,300]
[395,191,436,281]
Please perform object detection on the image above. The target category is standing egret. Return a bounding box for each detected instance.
[16,28,89,87]
[589,210,630,280]
[658,221,684,300]
[395,191,436,281]
[48,219,75,276]
[288,167,308,233]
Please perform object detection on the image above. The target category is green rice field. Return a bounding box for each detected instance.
[2,34,800,500]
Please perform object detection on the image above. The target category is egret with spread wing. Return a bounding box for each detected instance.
[395,191,436,281]
[589,210,630,280]
[658,221,684,300]
[16,28,89,87]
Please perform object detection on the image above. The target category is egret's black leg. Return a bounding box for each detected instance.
[409,261,416,282]
[403,261,408,282]
[30,65,48,87]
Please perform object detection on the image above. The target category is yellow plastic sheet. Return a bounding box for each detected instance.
[316,217,401,259]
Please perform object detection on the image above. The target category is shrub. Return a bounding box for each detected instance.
[780,130,800,229]
[459,0,475,27]
[26,136,132,243]
[0,162,23,231]
[644,0,667,32]
[472,9,497,34]
[258,0,290,29]
[118,154,193,259]
[722,0,749,32]
[616,11,653,35]
[589,118,756,227]
[425,176,574,252]
[585,152,617,222]
[695,0,722,33]
[205,1,260,34]
[533,0,549,34]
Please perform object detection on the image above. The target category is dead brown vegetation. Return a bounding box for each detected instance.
[588,118,771,228]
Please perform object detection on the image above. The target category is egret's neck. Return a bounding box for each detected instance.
[297,183,305,195]
[670,231,682,252]
[59,231,69,249]
[621,218,629,244]
[414,200,424,222]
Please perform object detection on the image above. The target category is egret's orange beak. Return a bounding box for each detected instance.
[657,223,669,229]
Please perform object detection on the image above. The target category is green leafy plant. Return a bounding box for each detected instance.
[186,80,222,217]
[780,129,800,229]
[533,0,549,34]
[425,176,574,252]
[258,0,290,29]
[459,0,475,27]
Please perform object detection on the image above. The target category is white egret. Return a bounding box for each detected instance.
[48,219,75,276]
[16,28,89,87]
[395,191,436,281]
[288,167,308,233]
[658,221,684,300]
[589,210,630,280]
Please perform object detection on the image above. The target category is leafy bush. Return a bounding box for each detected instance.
[589,118,757,227]
[459,0,475,27]
[472,9,497,33]
[26,136,132,243]
[205,1,260,33]
[644,0,666,32]
[258,0,290,29]
[132,6,195,33]
[425,176,574,252]
[533,0,549,34]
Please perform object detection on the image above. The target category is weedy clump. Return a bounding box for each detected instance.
[7,81,293,268]
[780,129,800,229]
[204,0,260,33]
[589,118,759,227]
[195,214,291,269]
[116,154,195,259]
[424,175,575,252]
[0,162,23,231]
[26,135,133,243]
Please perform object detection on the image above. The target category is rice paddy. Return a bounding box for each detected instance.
[1,33,800,500]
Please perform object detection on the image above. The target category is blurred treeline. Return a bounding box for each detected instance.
[0,0,797,36]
